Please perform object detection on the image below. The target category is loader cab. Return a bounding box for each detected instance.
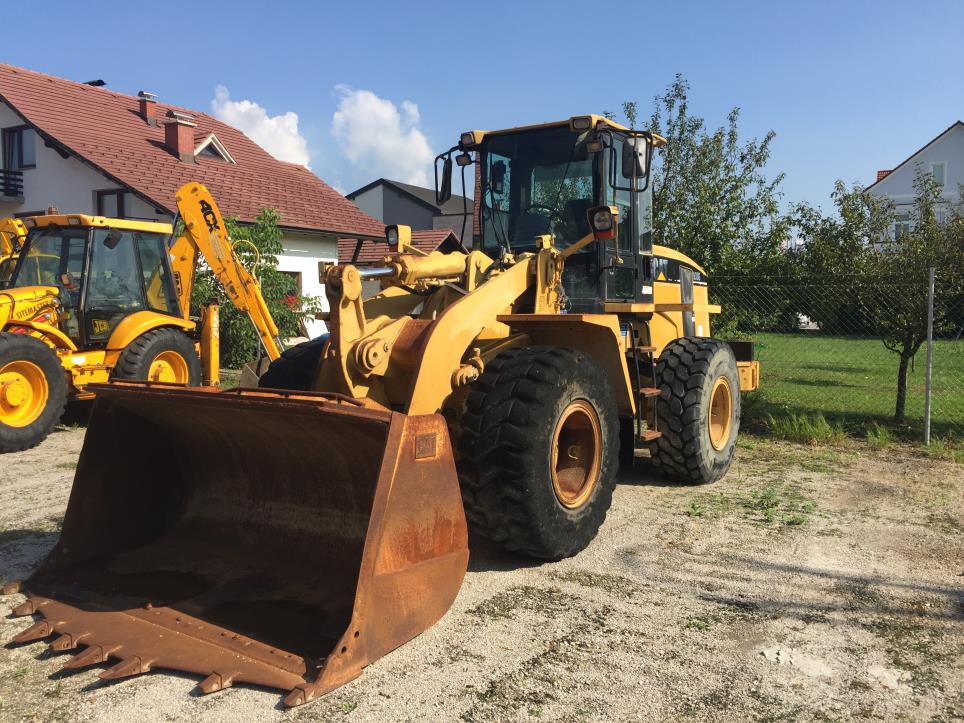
[438,116,661,313]
[7,216,181,346]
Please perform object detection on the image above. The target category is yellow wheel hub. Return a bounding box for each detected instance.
[551,399,603,509]
[147,351,190,384]
[0,360,48,428]
[708,376,733,451]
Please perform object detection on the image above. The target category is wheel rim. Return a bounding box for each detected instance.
[147,351,190,383]
[551,399,602,509]
[0,360,49,428]
[708,376,733,451]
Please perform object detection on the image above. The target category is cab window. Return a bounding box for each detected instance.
[86,229,144,341]
[9,227,86,307]
[136,233,179,315]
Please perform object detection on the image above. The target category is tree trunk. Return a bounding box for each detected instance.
[894,352,911,423]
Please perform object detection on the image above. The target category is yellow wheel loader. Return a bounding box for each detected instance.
[0,182,282,452]
[8,116,759,706]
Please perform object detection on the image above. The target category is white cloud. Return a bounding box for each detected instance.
[331,86,434,186]
[210,85,311,168]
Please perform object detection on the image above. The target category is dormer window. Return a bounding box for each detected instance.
[194,133,235,164]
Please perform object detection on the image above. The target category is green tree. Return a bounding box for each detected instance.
[191,208,321,369]
[795,169,964,423]
[618,74,791,277]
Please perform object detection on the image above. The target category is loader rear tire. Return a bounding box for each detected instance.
[648,337,740,485]
[459,346,619,560]
[114,328,201,386]
[0,333,67,453]
[258,334,329,391]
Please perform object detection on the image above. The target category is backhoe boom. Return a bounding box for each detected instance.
[171,182,283,361]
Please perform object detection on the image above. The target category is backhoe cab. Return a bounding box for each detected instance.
[10,116,759,709]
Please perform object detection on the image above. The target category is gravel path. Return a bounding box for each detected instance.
[1,429,962,722]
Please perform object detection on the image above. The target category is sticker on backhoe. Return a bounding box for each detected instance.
[656,272,667,281]
[92,319,109,335]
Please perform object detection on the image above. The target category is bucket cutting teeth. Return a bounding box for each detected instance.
[49,633,88,652]
[100,656,152,681]
[11,620,53,644]
[64,644,118,670]
[197,672,237,694]
[11,600,36,617]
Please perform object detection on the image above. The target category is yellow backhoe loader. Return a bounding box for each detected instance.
[0,182,281,452]
[8,115,759,707]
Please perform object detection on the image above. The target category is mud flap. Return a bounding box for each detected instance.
[12,382,468,705]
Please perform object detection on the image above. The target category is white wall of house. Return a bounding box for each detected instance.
[276,230,337,338]
[869,123,964,234]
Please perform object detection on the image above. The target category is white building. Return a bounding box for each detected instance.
[0,63,384,337]
[866,121,963,238]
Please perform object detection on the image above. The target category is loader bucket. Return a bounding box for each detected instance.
[11,382,468,706]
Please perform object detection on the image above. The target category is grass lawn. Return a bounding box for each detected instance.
[743,332,964,438]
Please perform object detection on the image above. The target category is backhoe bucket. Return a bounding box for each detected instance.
[12,383,468,706]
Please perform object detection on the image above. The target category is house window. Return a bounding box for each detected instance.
[2,126,37,170]
[96,190,127,218]
[931,162,946,187]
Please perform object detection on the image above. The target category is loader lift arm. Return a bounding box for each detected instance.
[169,182,284,361]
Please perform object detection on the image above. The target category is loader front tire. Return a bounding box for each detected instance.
[459,346,619,560]
[648,337,740,485]
[0,333,67,453]
[114,328,201,386]
[258,334,329,391]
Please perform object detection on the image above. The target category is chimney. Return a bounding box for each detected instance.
[164,110,196,163]
[876,169,891,183]
[138,91,158,126]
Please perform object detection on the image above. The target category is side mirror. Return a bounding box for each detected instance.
[621,136,648,179]
[437,156,453,206]
[491,160,506,195]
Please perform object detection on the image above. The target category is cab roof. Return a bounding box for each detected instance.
[464,115,668,147]
[22,214,173,234]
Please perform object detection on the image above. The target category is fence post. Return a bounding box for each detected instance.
[923,267,935,445]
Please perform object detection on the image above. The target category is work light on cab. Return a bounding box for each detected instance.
[569,115,593,132]
[588,205,617,240]
[384,224,411,253]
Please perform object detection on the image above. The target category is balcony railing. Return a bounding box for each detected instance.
[1,169,24,198]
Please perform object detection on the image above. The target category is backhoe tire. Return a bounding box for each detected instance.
[114,328,201,386]
[648,337,740,485]
[0,333,67,453]
[459,346,619,560]
[258,334,329,391]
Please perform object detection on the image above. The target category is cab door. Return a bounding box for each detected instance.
[601,136,653,304]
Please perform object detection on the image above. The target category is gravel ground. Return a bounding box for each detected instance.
[1,427,962,722]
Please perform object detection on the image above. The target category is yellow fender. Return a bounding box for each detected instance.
[107,310,195,351]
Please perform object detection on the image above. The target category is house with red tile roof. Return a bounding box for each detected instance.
[0,62,385,335]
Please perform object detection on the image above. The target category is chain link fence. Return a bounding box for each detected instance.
[711,269,964,442]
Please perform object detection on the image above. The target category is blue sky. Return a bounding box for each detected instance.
[6,0,964,211]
